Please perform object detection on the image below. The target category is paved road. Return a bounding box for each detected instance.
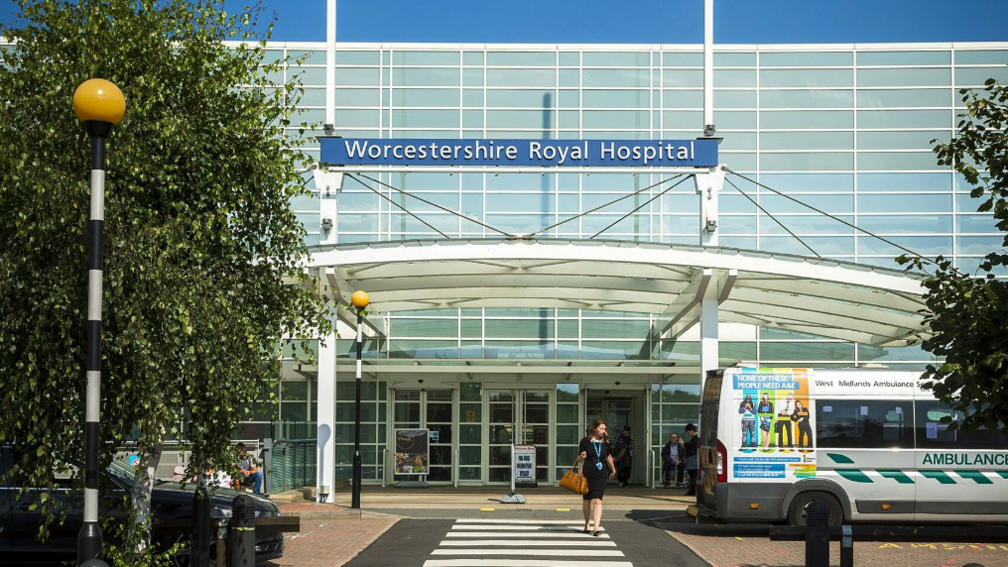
[346,517,709,567]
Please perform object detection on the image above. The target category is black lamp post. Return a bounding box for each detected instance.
[350,290,370,509]
[72,78,126,566]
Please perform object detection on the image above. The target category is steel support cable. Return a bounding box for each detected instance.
[355,172,514,238]
[724,176,822,259]
[725,169,952,271]
[346,173,451,239]
[529,174,687,237]
[590,175,694,240]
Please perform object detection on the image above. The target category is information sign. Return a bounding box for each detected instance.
[513,444,537,486]
[394,429,429,476]
[321,138,718,168]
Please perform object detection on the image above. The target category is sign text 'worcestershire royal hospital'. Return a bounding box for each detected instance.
[320,138,718,168]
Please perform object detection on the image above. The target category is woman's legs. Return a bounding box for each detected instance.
[582,498,591,530]
[592,498,603,533]
[761,427,771,449]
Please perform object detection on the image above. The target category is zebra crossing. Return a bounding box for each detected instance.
[422,518,633,567]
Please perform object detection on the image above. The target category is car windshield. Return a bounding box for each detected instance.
[107,459,135,483]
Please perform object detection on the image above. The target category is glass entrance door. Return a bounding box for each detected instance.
[392,389,455,484]
[425,390,453,482]
[487,390,515,484]
[521,391,552,485]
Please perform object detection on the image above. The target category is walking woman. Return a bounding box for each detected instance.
[577,418,616,536]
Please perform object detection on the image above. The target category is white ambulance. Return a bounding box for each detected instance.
[696,367,1008,526]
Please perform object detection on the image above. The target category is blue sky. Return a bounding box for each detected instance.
[2,0,1007,44]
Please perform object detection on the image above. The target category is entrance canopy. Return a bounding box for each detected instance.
[309,238,928,347]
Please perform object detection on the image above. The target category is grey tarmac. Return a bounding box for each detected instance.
[344,516,709,567]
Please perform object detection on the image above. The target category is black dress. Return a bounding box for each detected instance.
[578,437,611,500]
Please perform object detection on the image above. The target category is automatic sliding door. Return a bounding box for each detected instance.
[392,391,421,483]
[392,389,454,484]
[426,390,453,482]
[487,391,515,484]
[522,391,552,484]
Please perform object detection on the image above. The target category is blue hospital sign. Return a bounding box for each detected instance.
[320,138,718,168]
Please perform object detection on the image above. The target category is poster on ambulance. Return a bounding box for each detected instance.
[730,368,816,481]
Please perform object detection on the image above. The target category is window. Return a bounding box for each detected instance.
[816,399,914,448]
[914,401,1008,450]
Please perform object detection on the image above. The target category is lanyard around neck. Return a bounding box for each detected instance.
[593,440,602,461]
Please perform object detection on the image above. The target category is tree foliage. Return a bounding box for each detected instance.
[0,0,330,559]
[901,78,1008,435]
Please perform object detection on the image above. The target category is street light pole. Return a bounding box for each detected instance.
[73,78,126,566]
[350,290,369,509]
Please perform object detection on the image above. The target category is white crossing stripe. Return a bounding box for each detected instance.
[439,540,616,547]
[419,556,628,560]
[425,519,632,567]
[445,532,609,538]
[455,519,598,525]
[432,549,625,556]
[451,525,604,531]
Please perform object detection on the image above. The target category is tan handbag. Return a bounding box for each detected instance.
[559,459,588,495]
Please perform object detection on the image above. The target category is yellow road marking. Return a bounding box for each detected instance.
[480,508,495,512]
[555,508,571,512]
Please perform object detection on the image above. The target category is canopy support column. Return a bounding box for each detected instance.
[694,166,725,247]
[700,273,719,391]
[316,329,336,503]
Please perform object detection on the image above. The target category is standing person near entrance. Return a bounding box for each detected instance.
[576,418,615,536]
[612,425,635,488]
[682,424,699,496]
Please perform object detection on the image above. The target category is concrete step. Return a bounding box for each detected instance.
[270,485,316,504]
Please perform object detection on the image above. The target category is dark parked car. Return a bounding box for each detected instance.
[0,451,283,565]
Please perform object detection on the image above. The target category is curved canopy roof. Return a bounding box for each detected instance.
[309,238,929,347]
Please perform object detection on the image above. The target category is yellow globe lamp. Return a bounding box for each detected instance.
[73,79,126,125]
[351,290,370,310]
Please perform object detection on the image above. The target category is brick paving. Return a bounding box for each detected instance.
[257,502,398,567]
[656,516,1008,567]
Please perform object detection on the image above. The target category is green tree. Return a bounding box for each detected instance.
[901,78,1008,436]
[0,0,330,559]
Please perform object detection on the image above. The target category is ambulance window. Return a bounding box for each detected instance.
[914,401,1008,450]
[816,399,914,449]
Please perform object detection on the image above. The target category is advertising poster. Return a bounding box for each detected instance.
[394,429,429,475]
[731,368,816,481]
[513,444,537,486]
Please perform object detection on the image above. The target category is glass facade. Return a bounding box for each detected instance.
[259,42,1008,486]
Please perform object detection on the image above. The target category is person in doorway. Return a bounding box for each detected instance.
[236,443,262,494]
[739,395,756,448]
[776,392,794,449]
[757,393,774,450]
[576,418,616,536]
[661,433,681,488]
[613,425,635,488]
[682,423,700,496]
[792,400,813,450]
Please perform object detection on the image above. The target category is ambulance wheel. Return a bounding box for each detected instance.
[788,492,842,527]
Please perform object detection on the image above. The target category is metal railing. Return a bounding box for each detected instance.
[270,438,316,494]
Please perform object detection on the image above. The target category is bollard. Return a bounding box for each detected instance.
[216,519,228,566]
[804,499,830,567]
[227,494,256,567]
[840,524,853,567]
[191,484,211,567]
